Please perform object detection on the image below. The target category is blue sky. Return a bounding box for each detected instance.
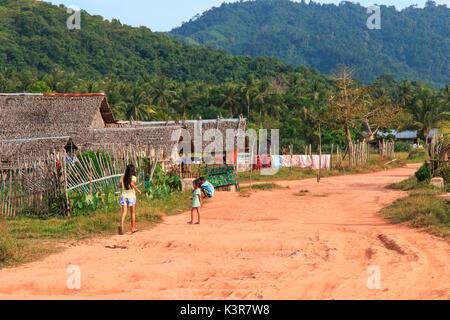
[48,0,450,31]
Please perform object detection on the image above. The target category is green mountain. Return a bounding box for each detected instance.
[170,0,449,87]
[0,0,317,84]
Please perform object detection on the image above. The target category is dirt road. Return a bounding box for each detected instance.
[0,164,448,299]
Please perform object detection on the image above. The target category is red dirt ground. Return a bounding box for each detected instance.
[0,164,448,300]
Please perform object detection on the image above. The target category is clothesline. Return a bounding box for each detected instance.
[272,155,330,170]
[237,154,331,170]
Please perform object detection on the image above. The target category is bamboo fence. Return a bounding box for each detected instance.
[379,140,395,159]
[429,134,449,176]
[0,152,69,217]
[350,140,370,166]
[0,145,165,218]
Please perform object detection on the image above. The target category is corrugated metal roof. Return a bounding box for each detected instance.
[377,129,439,140]
[396,130,417,139]
[377,130,416,139]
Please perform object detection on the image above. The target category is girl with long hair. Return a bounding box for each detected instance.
[118,164,142,235]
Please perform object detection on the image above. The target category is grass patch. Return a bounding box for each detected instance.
[0,192,191,268]
[240,183,288,191]
[387,176,432,191]
[382,178,449,238]
[313,193,329,197]
[239,183,288,197]
[403,149,429,163]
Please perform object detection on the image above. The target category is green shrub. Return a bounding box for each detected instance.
[415,162,431,182]
[145,165,181,199]
[0,224,21,265]
[0,232,11,263]
[434,166,450,184]
[381,190,449,238]
[69,190,118,216]
[395,142,412,152]
[407,148,428,160]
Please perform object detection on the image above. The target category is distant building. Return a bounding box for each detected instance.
[376,129,441,144]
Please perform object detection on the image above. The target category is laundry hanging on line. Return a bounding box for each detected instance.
[311,155,331,170]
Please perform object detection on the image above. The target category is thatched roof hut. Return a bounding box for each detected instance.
[0,93,247,164]
[85,126,182,158]
[0,93,114,139]
[0,93,116,162]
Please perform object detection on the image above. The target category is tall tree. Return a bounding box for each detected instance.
[219,83,240,118]
[175,82,196,118]
[327,66,403,166]
[149,76,175,108]
[240,75,257,120]
[117,85,155,121]
[327,67,367,167]
[408,87,450,143]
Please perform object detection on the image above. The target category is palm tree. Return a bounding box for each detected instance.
[219,83,239,117]
[82,79,104,93]
[175,82,195,118]
[439,85,450,106]
[397,80,414,107]
[117,85,155,121]
[408,87,450,143]
[17,70,35,92]
[255,80,269,119]
[0,67,14,92]
[240,75,257,120]
[151,110,171,121]
[149,76,175,108]
[263,92,285,119]
[42,68,66,92]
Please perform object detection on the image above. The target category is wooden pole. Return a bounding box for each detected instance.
[63,158,70,217]
[289,144,293,173]
[330,143,334,169]
[250,139,256,188]
[317,123,322,183]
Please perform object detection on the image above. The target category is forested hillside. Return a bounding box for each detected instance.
[0,0,316,84]
[170,0,450,87]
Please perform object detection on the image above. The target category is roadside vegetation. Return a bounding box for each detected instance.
[240,183,288,191]
[383,151,449,239]
[239,183,288,197]
[406,149,430,163]
[383,179,449,239]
